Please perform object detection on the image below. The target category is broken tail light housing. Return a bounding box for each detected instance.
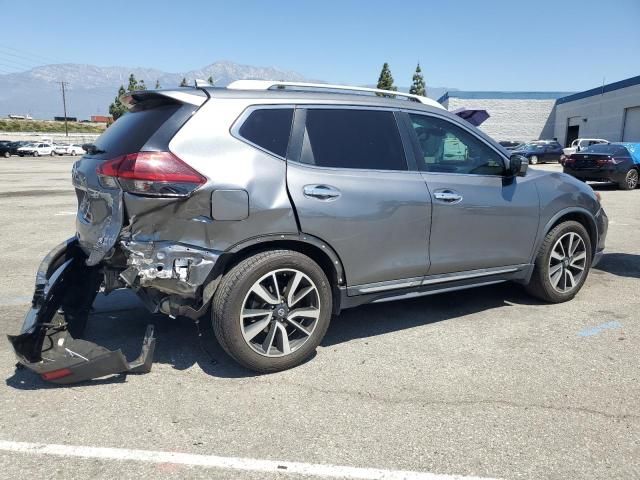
[97,151,206,197]
[41,368,73,381]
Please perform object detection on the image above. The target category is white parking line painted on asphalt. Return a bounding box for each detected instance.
[0,440,499,480]
[54,211,76,216]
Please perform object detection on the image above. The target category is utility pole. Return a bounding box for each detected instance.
[60,81,69,137]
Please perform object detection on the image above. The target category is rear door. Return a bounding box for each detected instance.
[403,111,539,275]
[286,107,431,288]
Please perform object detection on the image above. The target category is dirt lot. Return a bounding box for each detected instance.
[0,156,638,479]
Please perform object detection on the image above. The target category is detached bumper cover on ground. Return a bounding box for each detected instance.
[7,237,156,384]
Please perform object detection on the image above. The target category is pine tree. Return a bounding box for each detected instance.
[138,79,147,91]
[127,74,139,92]
[376,62,397,94]
[108,85,127,121]
[409,63,426,97]
[180,77,188,87]
[155,79,161,89]
[207,75,214,85]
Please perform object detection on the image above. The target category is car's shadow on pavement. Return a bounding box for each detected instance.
[6,283,542,389]
[588,182,619,191]
[594,252,640,279]
[322,283,540,346]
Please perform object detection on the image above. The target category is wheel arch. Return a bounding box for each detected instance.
[537,208,598,260]
[216,234,346,314]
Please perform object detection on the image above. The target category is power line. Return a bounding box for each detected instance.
[0,49,46,66]
[0,43,69,65]
[0,56,39,71]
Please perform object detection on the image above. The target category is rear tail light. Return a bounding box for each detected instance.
[595,156,622,166]
[563,155,575,166]
[97,151,206,197]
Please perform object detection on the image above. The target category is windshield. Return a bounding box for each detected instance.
[516,143,545,151]
[583,144,628,155]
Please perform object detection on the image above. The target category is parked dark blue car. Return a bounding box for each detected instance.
[513,140,564,165]
[563,143,640,190]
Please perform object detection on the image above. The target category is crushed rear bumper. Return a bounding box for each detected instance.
[7,237,156,384]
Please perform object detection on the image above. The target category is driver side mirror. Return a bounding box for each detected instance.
[508,154,528,177]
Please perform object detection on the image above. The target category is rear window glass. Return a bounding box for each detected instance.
[300,109,406,170]
[92,103,182,157]
[583,144,628,155]
[238,108,293,158]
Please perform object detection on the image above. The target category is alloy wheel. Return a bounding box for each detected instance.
[548,232,587,293]
[240,268,321,357]
[530,155,538,165]
[627,169,638,189]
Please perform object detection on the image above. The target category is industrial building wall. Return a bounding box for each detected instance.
[446,97,556,142]
[553,83,640,145]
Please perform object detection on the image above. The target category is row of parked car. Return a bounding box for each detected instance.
[0,140,85,157]
[499,138,639,190]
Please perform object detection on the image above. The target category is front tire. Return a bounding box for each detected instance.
[529,155,539,165]
[619,168,638,190]
[33,151,39,157]
[212,250,332,373]
[525,221,592,303]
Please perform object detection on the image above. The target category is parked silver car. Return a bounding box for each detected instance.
[9,81,608,382]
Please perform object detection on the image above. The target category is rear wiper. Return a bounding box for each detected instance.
[82,143,106,154]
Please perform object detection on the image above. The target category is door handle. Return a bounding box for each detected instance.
[303,184,341,200]
[433,190,463,204]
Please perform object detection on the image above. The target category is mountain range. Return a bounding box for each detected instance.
[0,61,452,120]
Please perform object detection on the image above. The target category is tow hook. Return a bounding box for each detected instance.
[7,237,157,384]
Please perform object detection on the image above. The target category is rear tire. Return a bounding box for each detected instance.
[525,221,592,303]
[619,168,638,190]
[3,151,8,158]
[212,250,332,373]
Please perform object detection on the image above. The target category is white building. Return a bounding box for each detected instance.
[439,75,640,146]
[553,76,640,146]
[438,91,570,143]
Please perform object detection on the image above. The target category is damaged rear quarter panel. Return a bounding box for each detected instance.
[148,97,299,251]
[119,98,298,295]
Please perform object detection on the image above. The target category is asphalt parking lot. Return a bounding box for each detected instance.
[0,156,638,479]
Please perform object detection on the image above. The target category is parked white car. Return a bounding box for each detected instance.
[562,138,609,156]
[17,143,55,156]
[54,144,86,155]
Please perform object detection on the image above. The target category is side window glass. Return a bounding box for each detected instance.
[300,109,407,171]
[408,114,505,176]
[238,108,294,158]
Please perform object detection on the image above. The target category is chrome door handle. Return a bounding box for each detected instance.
[303,184,341,200]
[433,190,463,203]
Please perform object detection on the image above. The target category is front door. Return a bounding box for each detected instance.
[287,108,432,288]
[404,112,539,275]
[544,142,563,162]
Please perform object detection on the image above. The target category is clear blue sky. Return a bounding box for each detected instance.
[2,0,639,91]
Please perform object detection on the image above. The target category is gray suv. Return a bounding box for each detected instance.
[9,81,608,382]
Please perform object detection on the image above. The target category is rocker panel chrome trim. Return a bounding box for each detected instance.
[349,265,529,296]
